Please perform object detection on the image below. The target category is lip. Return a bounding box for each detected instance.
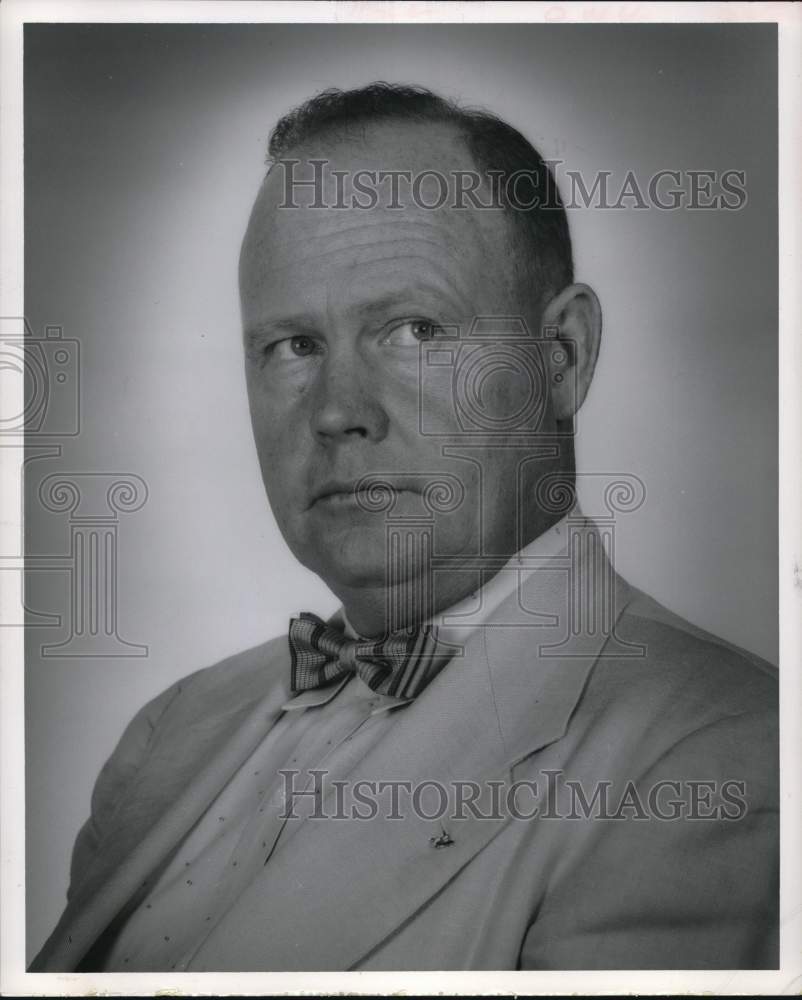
[311,480,360,505]
[315,488,369,506]
[309,479,420,510]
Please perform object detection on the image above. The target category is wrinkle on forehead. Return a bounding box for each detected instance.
[244,240,478,312]
[246,216,471,273]
[242,199,516,301]
[240,122,527,319]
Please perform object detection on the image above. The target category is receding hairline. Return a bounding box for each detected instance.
[246,83,574,304]
[243,123,537,314]
[258,115,513,224]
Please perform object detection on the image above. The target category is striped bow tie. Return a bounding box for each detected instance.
[288,612,452,699]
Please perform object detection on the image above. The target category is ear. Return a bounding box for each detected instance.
[541,282,602,424]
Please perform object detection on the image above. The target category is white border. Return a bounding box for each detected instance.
[1,1,800,996]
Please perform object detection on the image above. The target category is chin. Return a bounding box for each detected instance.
[292,511,478,592]
[301,524,391,588]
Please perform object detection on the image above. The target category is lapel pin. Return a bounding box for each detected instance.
[430,826,455,848]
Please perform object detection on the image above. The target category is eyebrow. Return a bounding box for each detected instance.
[244,316,320,344]
[244,286,466,345]
[352,291,441,320]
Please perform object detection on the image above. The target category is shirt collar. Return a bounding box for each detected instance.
[434,508,574,645]
[282,674,412,716]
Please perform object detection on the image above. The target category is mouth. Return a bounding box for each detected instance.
[310,480,420,511]
[314,487,370,507]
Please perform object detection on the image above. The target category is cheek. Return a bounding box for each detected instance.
[256,437,306,517]
[417,343,550,437]
[248,406,308,524]
[247,378,307,461]
[464,353,548,432]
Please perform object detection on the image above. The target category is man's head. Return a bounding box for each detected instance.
[240,83,601,634]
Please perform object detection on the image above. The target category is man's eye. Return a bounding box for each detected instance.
[384,319,443,346]
[273,335,320,360]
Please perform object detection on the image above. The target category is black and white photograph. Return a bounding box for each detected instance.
[1,1,800,995]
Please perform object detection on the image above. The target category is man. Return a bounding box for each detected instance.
[31,84,778,972]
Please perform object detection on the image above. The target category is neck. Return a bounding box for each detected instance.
[335,503,569,638]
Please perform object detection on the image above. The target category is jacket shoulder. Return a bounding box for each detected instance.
[608,584,777,712]
[109,633,293,783]
[570,584,778,782]
[622,585,776,673]
[71,634,290,880]
[160,634,292,727]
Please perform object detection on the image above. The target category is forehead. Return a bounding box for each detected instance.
[239,120,523,322]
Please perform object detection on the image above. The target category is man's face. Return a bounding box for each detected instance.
[240,121,559,611]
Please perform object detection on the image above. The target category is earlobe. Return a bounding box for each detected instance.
[541,282,602,422]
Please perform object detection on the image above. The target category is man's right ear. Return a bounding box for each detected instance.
[541,282,602,423]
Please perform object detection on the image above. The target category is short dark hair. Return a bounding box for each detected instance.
[266,82,574,303]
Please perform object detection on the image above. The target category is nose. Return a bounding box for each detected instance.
[310,349,389,444]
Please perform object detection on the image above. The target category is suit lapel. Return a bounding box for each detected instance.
[192,520,634,971]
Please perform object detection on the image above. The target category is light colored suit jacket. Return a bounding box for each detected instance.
[31,522,778,971]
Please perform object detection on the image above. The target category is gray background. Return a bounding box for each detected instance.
[23,23,777,960]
